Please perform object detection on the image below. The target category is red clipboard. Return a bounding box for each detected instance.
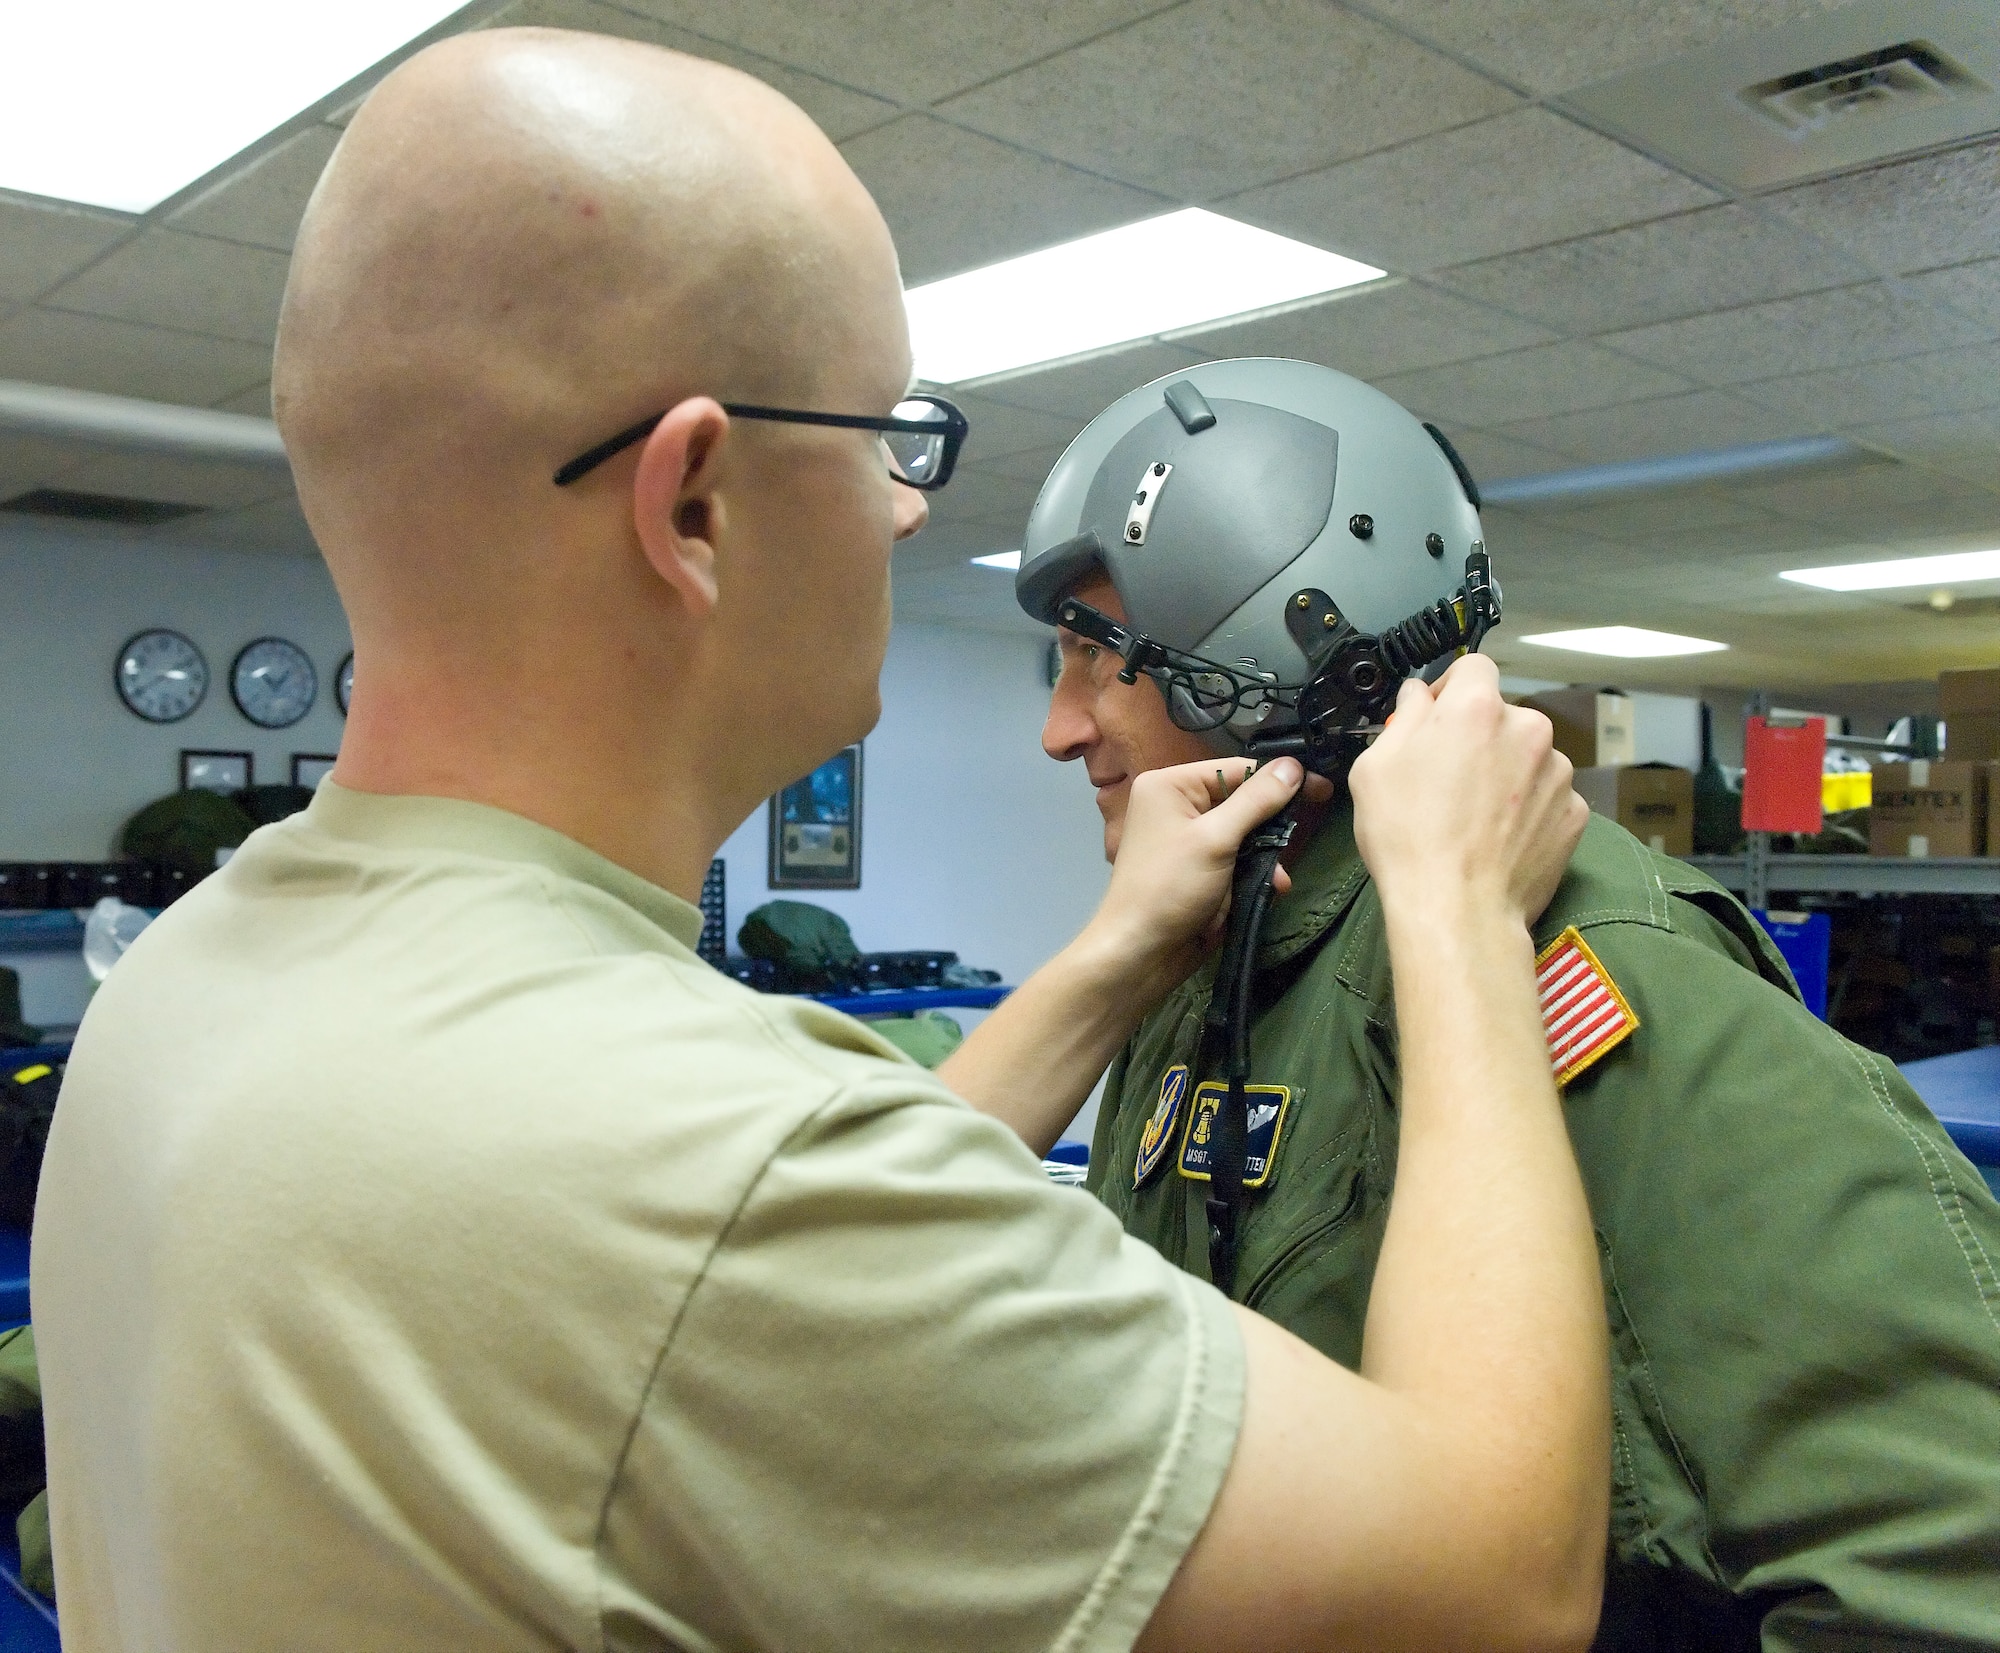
[1742,716,1824,835]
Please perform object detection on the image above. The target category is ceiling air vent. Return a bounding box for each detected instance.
[0,488,204,526]
[1743,42,1986,134]
[1562,0,2000,191]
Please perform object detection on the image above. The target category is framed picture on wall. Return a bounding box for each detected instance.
[180,749,251,794]
[291,753,339,789]
[769,743,862,889]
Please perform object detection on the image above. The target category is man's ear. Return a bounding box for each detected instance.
[632,397,730,616]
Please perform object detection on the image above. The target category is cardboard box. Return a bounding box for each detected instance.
[1946,710,2000,762]
[1595,692,1636,767]
[1574,763,1694,856]
[1938,667,2000,718]
[1870,760,1988,858]
[1520,689,1596,770]
[1521,689,1636,769]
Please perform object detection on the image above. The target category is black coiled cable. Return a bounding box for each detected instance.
[1377,594,1471,677]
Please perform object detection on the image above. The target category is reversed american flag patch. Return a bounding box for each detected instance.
[1536,926,1639,1086]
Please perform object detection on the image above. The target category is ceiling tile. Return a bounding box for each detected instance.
[922,467,1042,529]
[1762,137,2000,278]
[1490,388,1823,465]
[1848,408,2000,490]
[0,431,85,498]
[168,126,342,253]
[1372,339,1694,426]
[1433,428,1572,486]
[0,198,132,306]
[1227,107,1717,273]
[213,382,274,418]
[0,308,271,405]
[1430,202,1862,335]
[892,556,1041,633]
[1362,0,1859,98]
[1900,256,2000,335]
[614,0,1172,105]
[486,0,898,139]
[1180,280,1555,378]
[1733,341,2000,430]
[949,393,1085,467]
[972,444,1073,484]
[938,0,1517,199]
[845,116,1163,285]
[1603,280,1993,387]
[1613,512,1838,559]
[44,230,291,347]
[1524,487,1790,543]
[154,491,320,556]
[50,450,291,512]
[966,341,1211,418]
[1725,455,1978,522]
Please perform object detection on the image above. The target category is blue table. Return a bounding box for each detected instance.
[812,985,1011,1016]
[1898,1046,2000,1198]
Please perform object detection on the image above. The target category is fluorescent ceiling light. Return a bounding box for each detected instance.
[970,551,1022,570]
[1520,626,1727,659]
[1780,548,2000,591]
[0,2,467,212]
[906,209,1384,384]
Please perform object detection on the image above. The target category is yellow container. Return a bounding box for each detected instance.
[1823,770,1872,813]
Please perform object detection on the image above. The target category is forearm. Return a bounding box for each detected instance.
[939,929,1180,1156]
[1362,903,1608,1604]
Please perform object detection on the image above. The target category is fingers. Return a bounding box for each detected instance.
[1198,756,1306,845]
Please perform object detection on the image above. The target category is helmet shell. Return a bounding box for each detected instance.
[1017,358,1482,751]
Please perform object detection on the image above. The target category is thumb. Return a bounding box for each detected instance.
[1201,756,1305,848]
[1393,671,1437,721]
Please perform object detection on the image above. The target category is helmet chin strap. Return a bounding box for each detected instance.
[1058,546,1502,1297]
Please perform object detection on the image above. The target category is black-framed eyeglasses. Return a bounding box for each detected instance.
[552,392,968,490]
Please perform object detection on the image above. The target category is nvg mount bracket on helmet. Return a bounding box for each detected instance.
[1053,539,1499,783]
[1022,360,1500,1297]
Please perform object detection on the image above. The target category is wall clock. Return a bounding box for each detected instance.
[230,637,318,729]
[336,651,355,715]
[115,629,209,723]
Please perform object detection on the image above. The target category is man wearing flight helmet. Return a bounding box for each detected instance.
[1018,357,2000,1650]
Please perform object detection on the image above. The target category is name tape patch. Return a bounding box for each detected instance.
[1537,926,1638,1086]
[1134,1065,1189,1188]
[1178,1082,1291,1188]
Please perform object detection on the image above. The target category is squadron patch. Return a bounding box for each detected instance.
[1177,1082,1292,1188]
[1134,1065,1190,1188]
[1537,926,1639,1086]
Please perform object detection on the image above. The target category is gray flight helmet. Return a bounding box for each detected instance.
[1016,357,1488,756]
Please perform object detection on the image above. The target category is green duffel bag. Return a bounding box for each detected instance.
[860,1010,964,1069]
[118,788,257,879]
[738,900,861,992]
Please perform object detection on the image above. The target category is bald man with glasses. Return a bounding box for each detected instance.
[34,27,1608,1653]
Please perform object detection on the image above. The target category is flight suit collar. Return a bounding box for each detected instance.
[1257,799,1371,971]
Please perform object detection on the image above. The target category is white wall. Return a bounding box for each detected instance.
[2,530,1116,1137]
[0,526,353,860]
[714,622,1109,985]
[712,623,1116,1144]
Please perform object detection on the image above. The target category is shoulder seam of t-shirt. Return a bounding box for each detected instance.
[1051,1269,1233,1653]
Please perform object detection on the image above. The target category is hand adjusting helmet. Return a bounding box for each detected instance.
[1015,357,1498,780]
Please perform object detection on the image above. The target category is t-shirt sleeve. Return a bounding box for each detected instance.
[599,1083,1245,1653]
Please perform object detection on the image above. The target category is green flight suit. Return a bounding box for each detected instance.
[1088,808,2000,1650]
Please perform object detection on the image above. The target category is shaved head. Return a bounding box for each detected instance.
[279,28,927,899]
[277,28,901,586]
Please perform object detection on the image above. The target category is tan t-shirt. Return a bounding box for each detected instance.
[34,784,1243,1653]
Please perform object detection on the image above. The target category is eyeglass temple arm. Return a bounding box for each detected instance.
[553,415,661,486]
